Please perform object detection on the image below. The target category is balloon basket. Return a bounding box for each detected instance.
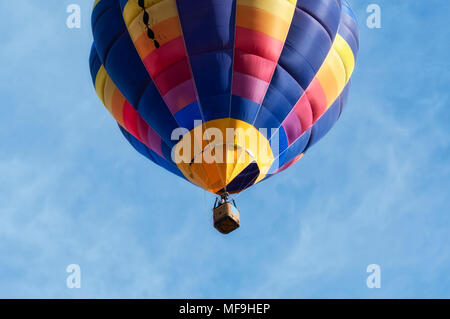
[213,202,240,234]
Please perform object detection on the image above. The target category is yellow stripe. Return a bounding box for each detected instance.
[103,76,116,114]
[130,16,181,58]
[315,35,356,108]
[123,0,177,27]
[128,12,180,43]
[237,0,296,24]
[111,89,126,127]
[94,65,126,127]
[316,48,346,108]
[123,0,181,60]
[94,66,108,105]
[236,5,292,42]
[93,0,101,9]
[333,34,355,82]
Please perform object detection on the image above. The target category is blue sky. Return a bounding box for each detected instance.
[0,0,449,298]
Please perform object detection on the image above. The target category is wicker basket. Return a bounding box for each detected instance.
[213,202,240,234]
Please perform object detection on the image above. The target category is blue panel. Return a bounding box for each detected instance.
[297,0,342,41]
[254,65,303,136]
[278,45,316,92]
[279,6,333,90]
[342,0,358,23]
[253,106,281,137]
[89,44,102,84]
[118,0,128,10]
[189,51,233,120]
[222,162,260,193]
[103,35,150,108]
[230,96,260,124]
[341,2,360,48]
[175,0,236,54]
[338,80,351,115]
[280,129,311,166]
[137,83,179,148]
[269,65,303,107]
[92,0,124,64]
[92,0,149,107]
[174,101,203,131]
[305,98,342,150]
[176,0,236,122]
[269,126,289,159]
[161,143,173,163]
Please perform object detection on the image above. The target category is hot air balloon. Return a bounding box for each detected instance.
[89,0,359,234]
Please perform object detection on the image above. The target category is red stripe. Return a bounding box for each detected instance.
[293,94,313,134]
[122,100,164,158]
[136,115,150,146]
[143,37,187,78]
[147,126,163,158]
[305,78,327,122]
[123,101,140,139]
[235,27,283,62]
[153,58,192,95]
[281,93,314,145]
[282,112,302,145]
[234,49,275,82]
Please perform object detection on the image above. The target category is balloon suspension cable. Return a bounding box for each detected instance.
[220,192,230,202]
[138,0,160,48]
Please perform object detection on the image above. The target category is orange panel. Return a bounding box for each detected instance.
[134,16,181,59]
[236,5,290,42]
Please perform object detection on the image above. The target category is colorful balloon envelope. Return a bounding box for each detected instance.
[89,0,359,195]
